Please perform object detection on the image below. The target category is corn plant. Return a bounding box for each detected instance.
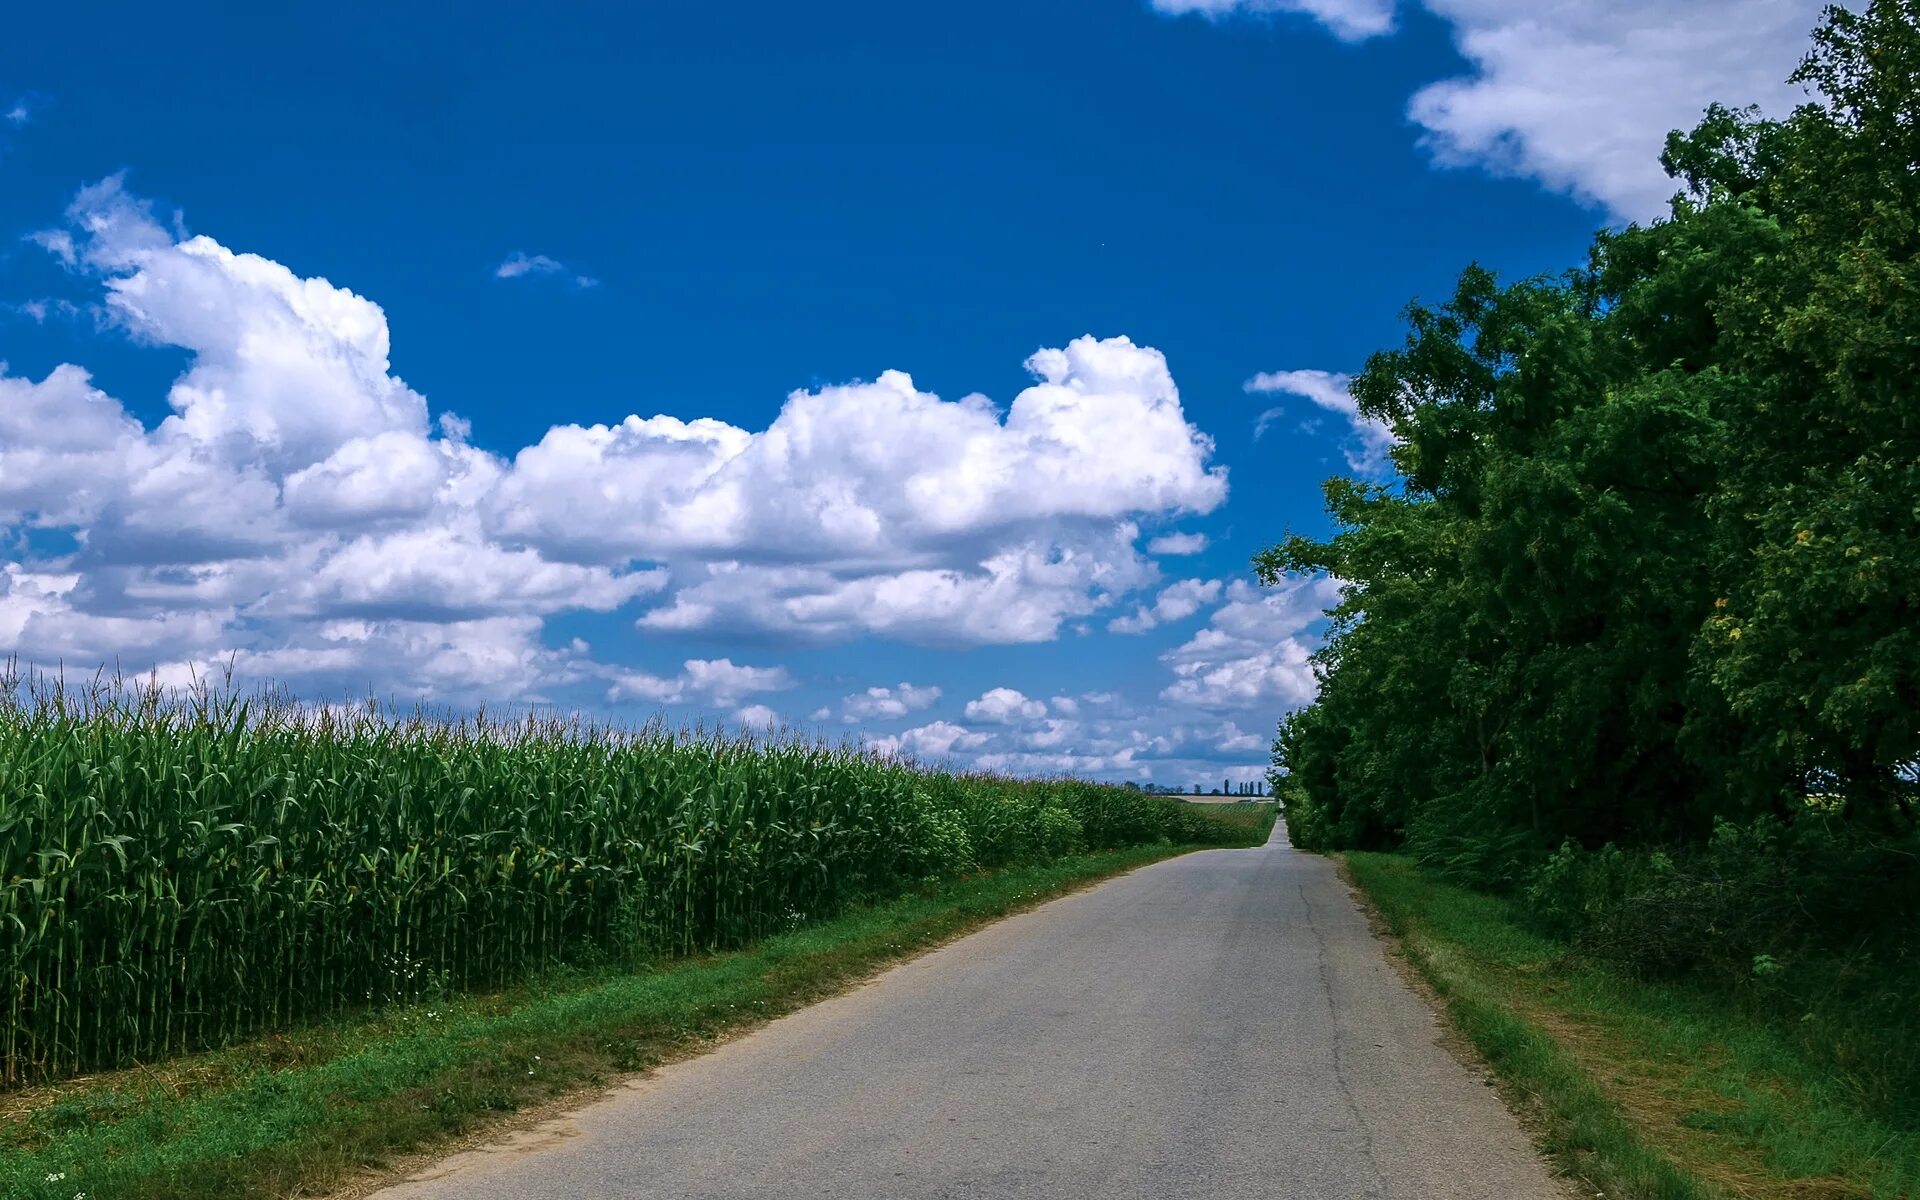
[0,669,1239,1086]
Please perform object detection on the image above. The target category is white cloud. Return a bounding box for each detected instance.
[29,229,76,267]
[1153,578,1223,623]
[1407,0,1828,220]
[1159,576,1341,711]
[1108,577,1223,634]
[488,337,1225,567]
[1149,0,1397,41]
[733,703,782,729]
[495,252,563,279]
[69,186,430,470]
[606,658,795,707]
[482,332,1223,644]
[5,98,29,127]
[846,674,1307,785]
[1015,718,1081,750]
[1214,720,1266,753]
[957,710,1285,782]
[1,179,1233,703]
[636,526,1158,645]
[0,179,652,700]
[0,365,147,527]
[1109,612,1156,635]
[1155,0,1828,222]
[1246,369,1395,475]
[963,687,1048,724]
[1146,531,1208,556]
[495,251,598,288]
[835,682,942,722]
[869,720,990,761]
[293,524,661,621]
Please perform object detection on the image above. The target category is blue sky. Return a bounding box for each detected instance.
[0,0,1826,785]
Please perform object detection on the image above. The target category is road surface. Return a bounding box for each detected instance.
[374,820,1563,1199]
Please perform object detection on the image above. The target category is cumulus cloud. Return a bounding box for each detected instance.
[0,365,147,527]
[1214,721,1266,753]
[488,337,1226,568]
[869,720,990,761]
[1160,576,1341,711]
[1146,531,1208,556]
[833,682,943,723]
[1149,0,1397,41]
[1408,0,1827,220]
[1246,369,1394,475]
[605,658,795,707]
[494,331,1227,643]
[733,703,782,729]
[1157,0,1828,221]
[854,667,1310,784]
[636,526,1159,645]
[0,179,1230,701]
[495,251,598,288]
[963,687,1048,724]
[1108,577,1223,634]
[957,711,1282,782]
[0,178,655,700]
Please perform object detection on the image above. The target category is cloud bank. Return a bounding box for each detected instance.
[0,178,1229,706]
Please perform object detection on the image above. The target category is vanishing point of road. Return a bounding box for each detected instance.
[375,820,1564,1199]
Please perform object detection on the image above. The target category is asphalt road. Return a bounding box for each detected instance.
[375,820,1563,1199]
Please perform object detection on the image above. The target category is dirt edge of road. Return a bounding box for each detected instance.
[1333,857,1588,1200]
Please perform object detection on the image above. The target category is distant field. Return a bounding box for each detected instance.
[1179,799,1277,834]
[0,681,1253,1088]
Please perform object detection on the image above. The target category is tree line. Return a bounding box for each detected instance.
[1269,0,1918,878]
[1266,6,1920,1113]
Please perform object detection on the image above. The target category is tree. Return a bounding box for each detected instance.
[1266,0,1920,875]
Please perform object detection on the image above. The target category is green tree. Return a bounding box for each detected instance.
[1267,0,1920,873]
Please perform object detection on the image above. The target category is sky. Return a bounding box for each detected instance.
[0,0,1831,787]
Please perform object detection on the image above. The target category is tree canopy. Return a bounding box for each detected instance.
[1267,0,1920,881]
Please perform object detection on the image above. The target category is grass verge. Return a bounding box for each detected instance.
[1342,852,1919,1200]
[2,842,1227,1200]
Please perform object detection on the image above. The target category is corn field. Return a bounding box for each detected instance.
[0,673,1232,1087]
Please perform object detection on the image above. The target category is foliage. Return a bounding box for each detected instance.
[1524,821,1920,1119]
[1269,8,1920,1165]
[0,844,1210,1200]
[0,671,1237,1088]
[1348,852,1920,1198]
[1267,0,1920,884]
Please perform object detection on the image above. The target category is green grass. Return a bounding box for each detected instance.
[1343,852,1920,1200]
[1176,799,1277,839]
[0,840,1244,1200]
